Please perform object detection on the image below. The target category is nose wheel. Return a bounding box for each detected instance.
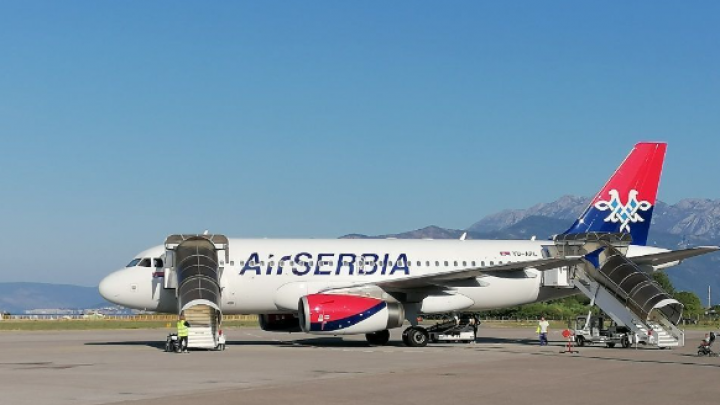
[402,326,429,347]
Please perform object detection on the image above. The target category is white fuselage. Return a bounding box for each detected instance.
[99,238,664,315]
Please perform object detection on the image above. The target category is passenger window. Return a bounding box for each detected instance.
[154,258,164,267]
[472,261,476,266]
[490,261,494,265]
[454,261,458,266]
[416,261,421,266]
[462,261,467,266]
[435,261,440,266]
[481,261,485,266]
[426,261,430,266]
[138,258,151,267]
[444,261,449,266]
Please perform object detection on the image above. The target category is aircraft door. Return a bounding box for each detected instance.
[221,260,237,309]
[152,256,164,301]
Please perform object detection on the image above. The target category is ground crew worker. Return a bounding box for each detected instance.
[177,314,190,353]
[468,316,478,343]
[538,317,549,346]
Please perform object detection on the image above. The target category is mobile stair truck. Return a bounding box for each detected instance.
[541,233,685,349]
[163,234,229,351]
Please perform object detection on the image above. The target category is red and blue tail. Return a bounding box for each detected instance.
[562,142,667,246]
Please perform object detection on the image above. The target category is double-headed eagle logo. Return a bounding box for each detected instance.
[594,189,652,233]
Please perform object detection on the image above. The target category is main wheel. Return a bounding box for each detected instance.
[606,342,616,348]
[402,332,410,346]
[621,335,630,348]
[403,326,429,347]
[366,330,391,346]
[576,336,586,347]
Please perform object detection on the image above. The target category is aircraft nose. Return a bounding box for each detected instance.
[99,270,124,304]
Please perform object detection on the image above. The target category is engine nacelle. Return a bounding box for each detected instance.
[298,294,404,335]
[258,314,302,332]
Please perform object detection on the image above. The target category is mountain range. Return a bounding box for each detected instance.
[2,196,719,312]
[342,196,720,304]
[0,282,105,314]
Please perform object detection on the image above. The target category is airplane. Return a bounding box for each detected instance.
[99,142,719,347]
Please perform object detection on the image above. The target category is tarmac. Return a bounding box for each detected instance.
[1,326,719,405]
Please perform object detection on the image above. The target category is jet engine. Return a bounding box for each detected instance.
[258,314,302,332]
[298,293,404,335]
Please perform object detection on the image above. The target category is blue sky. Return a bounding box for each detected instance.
[1,2,718,286]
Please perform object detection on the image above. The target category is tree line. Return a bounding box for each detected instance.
[477,272,710,320]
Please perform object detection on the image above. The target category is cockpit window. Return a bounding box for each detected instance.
[153,258,164,268]
[138,258,152,267]
[126,258,141,267]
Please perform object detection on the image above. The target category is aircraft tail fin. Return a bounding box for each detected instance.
[562,142,667,246]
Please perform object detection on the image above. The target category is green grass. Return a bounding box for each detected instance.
[0,319,258,331]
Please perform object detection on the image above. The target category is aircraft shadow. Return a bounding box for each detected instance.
[288,337,406,348]
[85,341,166,350]
[84,340,293,350]
[82,337,555,350]
[475,337,546,345]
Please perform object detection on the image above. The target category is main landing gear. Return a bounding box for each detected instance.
[402,326,429,347]
[365,330,391,346]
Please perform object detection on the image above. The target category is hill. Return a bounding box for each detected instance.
[0,282,104,313]
[4,195,719,312]
[341,196,720,304]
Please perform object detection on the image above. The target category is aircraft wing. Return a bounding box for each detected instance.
[321,256,584,292]
[631,246,720,267]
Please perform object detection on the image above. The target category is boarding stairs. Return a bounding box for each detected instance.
[544,233,684,348]
[183,305,219,349]
[163,234,229,350]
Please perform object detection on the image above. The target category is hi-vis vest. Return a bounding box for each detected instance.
[177,321,189,337]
